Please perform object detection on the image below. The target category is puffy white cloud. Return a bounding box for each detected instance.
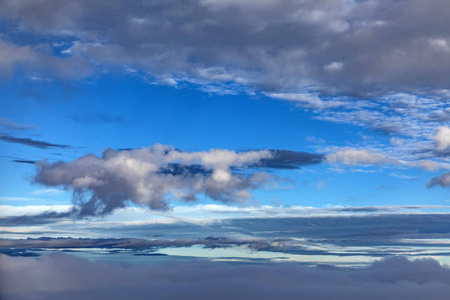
[432,126,450,151]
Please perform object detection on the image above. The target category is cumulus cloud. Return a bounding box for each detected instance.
[34,145,308,216]
[2,253,450,300]
[326,149,397,166]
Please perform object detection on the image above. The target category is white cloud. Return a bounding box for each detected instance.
[268,92,344,110]
[326,149,396,166]
[432,126,450,151]
[324,61,343,72]
[390,137,405,147]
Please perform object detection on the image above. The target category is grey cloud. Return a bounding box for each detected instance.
[2,253,450,300]
[3,0,450,163]
[0,237,267,252]
[33,145,277,216]
[2,0,450,96]
[11,159,36,165]
[0,210,73,226]
[427,172,450,188]
[252,150,324,169]
[428,109,450,122]
[0,134,70,149]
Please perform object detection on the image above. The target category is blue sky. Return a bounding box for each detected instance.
[3,1,450,299]
[2,75,450,208]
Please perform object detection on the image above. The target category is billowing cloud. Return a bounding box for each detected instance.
[2,253,450,300]
[326,149,397,166]
[33,145,292,215]
[2,0,450,96]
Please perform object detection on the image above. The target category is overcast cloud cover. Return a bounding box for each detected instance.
[1,0,450,95]
[2,253,450,300]
[3,0,450,299]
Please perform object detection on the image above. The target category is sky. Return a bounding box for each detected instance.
[3,0,450,299]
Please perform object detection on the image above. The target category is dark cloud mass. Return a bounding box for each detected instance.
[1,0,450,96]
[34,146,317,216]
[2,253,450,300]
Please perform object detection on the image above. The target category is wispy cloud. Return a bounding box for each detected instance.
[0,118,36,131]
[0,134,70,149]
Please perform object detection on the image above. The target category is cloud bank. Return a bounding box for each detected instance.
[2,0,450,96]
[2,253,450,300]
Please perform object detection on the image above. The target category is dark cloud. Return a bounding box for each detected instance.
[11,159,36,164]
[0,134,70,149]
[1,0,450,96]
[252,150,324,169]
[1,253,450,300]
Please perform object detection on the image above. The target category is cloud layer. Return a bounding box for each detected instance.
[2,253,450,300]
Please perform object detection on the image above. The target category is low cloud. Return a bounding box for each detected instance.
[1,253,450,300]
